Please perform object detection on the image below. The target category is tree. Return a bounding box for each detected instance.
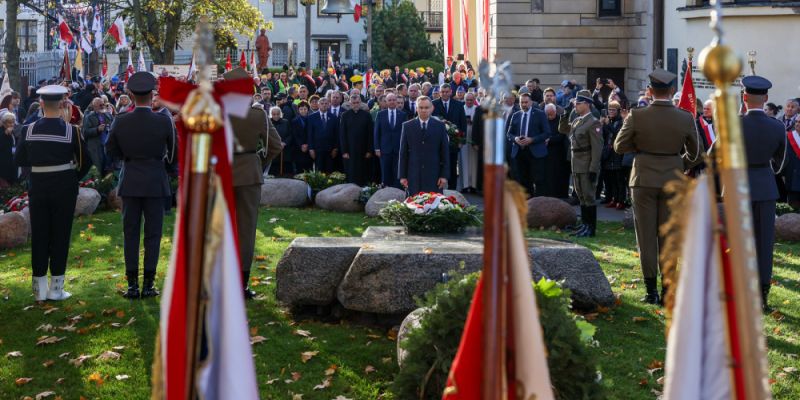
[369,2,436,69]
[4,0,22,93]
[109,0,266,64]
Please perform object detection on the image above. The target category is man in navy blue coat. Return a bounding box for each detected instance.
[308,97,339,173]
[374,93,407,189]
[738,76,787,312]
[399,96,450,195]
[507,93,551,197]
[432,84,466,190]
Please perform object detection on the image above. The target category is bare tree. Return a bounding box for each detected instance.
[4,0,22,93]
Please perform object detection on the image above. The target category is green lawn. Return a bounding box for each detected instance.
[0,208,798,399]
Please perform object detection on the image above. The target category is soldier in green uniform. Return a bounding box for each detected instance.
[559,94,603,237]
[614,68,701,305]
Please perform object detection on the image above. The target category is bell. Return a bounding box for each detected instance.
[320,0,355,15]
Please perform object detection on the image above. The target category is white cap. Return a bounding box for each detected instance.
[37,85,69,100]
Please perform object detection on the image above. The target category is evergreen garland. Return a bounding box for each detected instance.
[393,272,604,400]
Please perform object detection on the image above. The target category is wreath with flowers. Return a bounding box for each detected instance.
[3,193,29,213]
[437,118,466,150]
[379,192,482,234]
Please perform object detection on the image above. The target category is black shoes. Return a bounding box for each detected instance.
[123,285,140,299]
[761,285,772,314]
[244,288,257,300]
[642,278,661,305]
[141,278,160,298]
[572,206,596,238]
[123,274,159,299]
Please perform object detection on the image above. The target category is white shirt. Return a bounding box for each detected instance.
[519,109,531,137]
[419,118,430,130]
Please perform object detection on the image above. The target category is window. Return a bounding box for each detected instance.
[358,43,367,63]
[18,20,37,52]
[274,0,298,17]
[345,43,352,59]
[598,0,622,17]
[272,43,289,66]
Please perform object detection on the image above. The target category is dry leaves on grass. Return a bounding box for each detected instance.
[36,336,67,346]
[265,378,279,385]
[42,360,55,368]
[115,375,130,381]
[6,351,23,358]
[364,365,376,374]
[87,372,104,386]
[69,354,93,367]
[325,364,338,376]
[291,394,303,400]
[36,324,55,333]
[15,377,33,386]
[96,351,121,361]
[632,316,648,323]
[300,351,319,363]
[293,329,312,338]
[333,396,354,400]
[35,391,56,400]
[43,307,59,315]
[250,336,268,345]
[313,377,333,390]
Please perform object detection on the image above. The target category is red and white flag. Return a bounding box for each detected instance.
[108,16,128,51]
[58,14,74,45]
[225,52,232,72]
[79,15,93,54]
[125,49,135,82]
[59,48,72,82]
[459,0,470,58]
[475,0,489,61]
[664,174,731,399]
[350,0,362,23]
[678,58,696,115]
[443,188,554,400]
[239,50,247,69]
[138,48,147,72]
[154,75,258,400]
[92,6,104,49]
[443,0,453,63]
[698,117,716,149]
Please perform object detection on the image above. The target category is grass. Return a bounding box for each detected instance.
[1,208,798,399]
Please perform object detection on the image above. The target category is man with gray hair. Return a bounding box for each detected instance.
[82,97,113,174]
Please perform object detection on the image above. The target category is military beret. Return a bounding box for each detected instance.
[648,68,677,89]
[741,75,772,95]
[127,72,157,95]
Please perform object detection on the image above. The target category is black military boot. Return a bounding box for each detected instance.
[570,207,589,236]
[576,206,597,237]
[242,270,256,300]
[761,285,772,314]
[123,274,140,299]
[641,278,660,305]
[141,273,160,298]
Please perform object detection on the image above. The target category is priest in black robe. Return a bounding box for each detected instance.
[339,94,374,186]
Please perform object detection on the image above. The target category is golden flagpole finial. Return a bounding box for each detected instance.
[747,50,757,76]
[687,47,695,63]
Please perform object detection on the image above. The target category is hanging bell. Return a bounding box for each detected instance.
[320,0,355,15]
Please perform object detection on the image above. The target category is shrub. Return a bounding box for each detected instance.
[358,184,381,205]
[293,170,346,193]
[393,272,603,400]
[404,59,444,76]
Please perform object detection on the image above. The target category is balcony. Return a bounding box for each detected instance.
[420,11,442,31]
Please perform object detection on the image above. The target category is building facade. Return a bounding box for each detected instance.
[0,5,47,56]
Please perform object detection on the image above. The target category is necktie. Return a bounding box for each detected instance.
[323,113,327,124]
[422,121,427,132]
[521,112,528,137]
[390,111,394,128]
[411,102,415,114]
[444,102,449,114]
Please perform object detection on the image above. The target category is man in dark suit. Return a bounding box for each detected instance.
[506,93,551,197]
[374,93,407,189]
[106,72,175,299]
[399,96,450,195]
[738,76,787,312]
[226,68,282,299]
[432,84,467,190]
[404,84,421,120]
[340,93,374,185]
[308,96,339,173]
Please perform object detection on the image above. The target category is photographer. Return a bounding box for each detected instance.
[82,97,113,174]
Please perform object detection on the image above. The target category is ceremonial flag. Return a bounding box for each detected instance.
[250,51,258,78]
[664,174,731,399]
[0,67,12,101]
[92,7,104,49]
[154,75,259,400]
[350,0,361,23]
[225,52,232,72]
[125,49,135,82]
[459,0,469,58]
[443,186,554,400]
[698,117,715,150]
[239,50,247,69]
[678,58,696,115]
[102,54,108,80]
[443,0,453,63]
[75,47,84,78]
[187,53,197,80]
[138,48,147,72]
[475,0,489,61]
[60,48,72,82]
[108,16,128,51]
[79,16,93,54]
[58,14,73,45]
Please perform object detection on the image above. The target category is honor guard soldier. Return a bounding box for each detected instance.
[15,85,90,301]
[558,93,602,238]
[614,68,700,305]
[225,68,282,299]
[739,75,786,312]
[106,72,176,299]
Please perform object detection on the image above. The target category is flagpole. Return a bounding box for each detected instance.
[478,61,512,400]
[698,1,770,399]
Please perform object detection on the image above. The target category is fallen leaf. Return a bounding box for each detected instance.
[109,323,122,328]
[266,378,279,385]
[112,346,125,351]
[250,327,258,336]
[23,305,35,311]
[115,375,130,381]
[102,309,116,316]
[255,255,267,261]
[36,336,67,346]
[58,324,77,332]
[313,377,332,390]
[333,396,353,400]
[301,350,319,363]
[15,377,33,386]
[292,395,303,400]
[96,351,121,361]
[37,324,55,332]
[115,310,126,318]
[387,327,399,341]
[325,364,338,376]
[55,378,65,385]
[784,367,798,373]
[291,371,302,381]
[69,354,93,366]
[656,376,665,385]
[87,371,104,386]
[42,360,56,368]
[6,351,23,358]
[632,317,648,323]
[126,316,136,326]
[77,300,87,306]
[43,307,60,315]
[647,359,664,369]
[638,378,648,386]
[250,336,268,345]
[294,329,312,337]
[381,357,393,364]
[364,365,376,374]
[58,352,71,359]
[35,391,56,400]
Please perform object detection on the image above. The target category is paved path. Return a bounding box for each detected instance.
[463,193,627,222]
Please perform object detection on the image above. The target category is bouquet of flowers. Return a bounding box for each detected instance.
[358,183,380,205]
[437,117,465,150]
[3,193,29,213]
[379,192,482,234]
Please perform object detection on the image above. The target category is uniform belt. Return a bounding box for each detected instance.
[572,147,591,153]
[749,163,769,168]
[639,150,679,157]
[31,163,74,173]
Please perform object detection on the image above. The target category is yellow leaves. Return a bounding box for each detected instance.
[300,350,319,363]
[87,371,105,386]
[324,364,338,376]
[15,377,33,386]
[255,255,267,261]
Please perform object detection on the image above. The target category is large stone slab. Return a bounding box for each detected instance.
[261,178,310,207]
[0,212,29,249]
[365,187,406,217]
[337,237,484,314]
[397,307,428,368]
[275,237,364,306]
[362,226,407,239]
[529,238,615,310]
[315,183,364,212]
[74,187,101,216]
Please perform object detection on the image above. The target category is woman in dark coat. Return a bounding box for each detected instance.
[600,101,626,209]
[268,106,294,176]
[0,112,20,187]
[291,101,313,173]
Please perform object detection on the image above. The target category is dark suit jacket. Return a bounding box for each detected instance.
[307,111,339,152]
[106,107,175,197]
[398,118,450,195]
[374,109,407,154]
[432,98,467,135]
[506,108,551,158]
[403,99,418,120]
[741,110,786,202]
